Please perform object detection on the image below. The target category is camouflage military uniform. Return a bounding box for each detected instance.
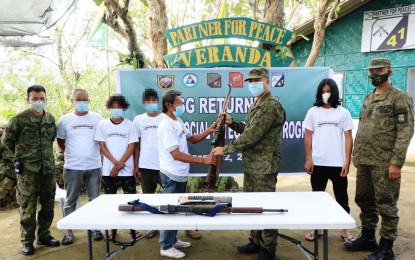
[353,87,414,241]
[224,90,286,254]
[1,109,56,244]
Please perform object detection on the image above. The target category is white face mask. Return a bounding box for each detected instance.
[322,93,331,104]
[30,101,46,112]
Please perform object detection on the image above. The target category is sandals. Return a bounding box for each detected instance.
[185,230,202,240]
[341,233,354,243]
[305,230,323,241]
[132,230,142,239]
[146,230,158,239]
[61,233,74,245]
[105,230,117,242]
[92,230,103,241]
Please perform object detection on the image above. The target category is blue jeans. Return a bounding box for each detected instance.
[159,172,187,250]
[63,168,101,217]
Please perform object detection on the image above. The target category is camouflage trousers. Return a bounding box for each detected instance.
[102,176,136,194]
[355,164,400,240]
[16,171,56,244]
[139,168,162,194]
[243,172,278,254]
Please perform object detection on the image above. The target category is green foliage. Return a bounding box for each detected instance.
[186,176,240,193]
[186,176,203,193]
[139,0,149,7]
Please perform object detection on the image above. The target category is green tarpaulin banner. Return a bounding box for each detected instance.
[116,67,332,175]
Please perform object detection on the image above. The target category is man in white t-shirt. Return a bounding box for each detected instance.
[95,94,139,241]
[133,88,163,194]
[57,89,103,245]
[157,90,217,259]
[303,78,354,243]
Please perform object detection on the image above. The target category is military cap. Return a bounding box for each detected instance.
[244,68,269,81]
[366,58,391,69]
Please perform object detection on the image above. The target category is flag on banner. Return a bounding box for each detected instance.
[86,3,108,47]
[217,0,229,44]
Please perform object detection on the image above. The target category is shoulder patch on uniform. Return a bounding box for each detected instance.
[397,113,407,123]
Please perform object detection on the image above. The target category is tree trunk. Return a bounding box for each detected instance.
[259,0,284,52]
[103,0,146,68]
[305,0,339,67]
[148,0,168,68]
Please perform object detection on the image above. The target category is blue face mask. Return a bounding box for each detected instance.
[248,82,265,96]
[109,108,123,119]
[173,105,185,117]
[145,103,158,113]
[74,101,89,112]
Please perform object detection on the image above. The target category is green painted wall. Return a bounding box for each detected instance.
[292,0,415,118]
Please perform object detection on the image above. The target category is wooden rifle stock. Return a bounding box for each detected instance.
[118,204,288,214]
[205,84,233,189]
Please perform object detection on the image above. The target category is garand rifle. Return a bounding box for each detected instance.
[118,200,288,217]
[204,84,233,189]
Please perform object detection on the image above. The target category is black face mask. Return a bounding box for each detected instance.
[368,73,389,87]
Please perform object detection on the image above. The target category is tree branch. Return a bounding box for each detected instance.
[22,50,59,67]
[326,0,340,28]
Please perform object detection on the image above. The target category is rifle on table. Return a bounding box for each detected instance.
[118,201,288,216]
[204,84,233,189]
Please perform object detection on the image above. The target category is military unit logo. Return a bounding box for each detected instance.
[207,73,221,88]
[229,72,243,88]
[271,72,285,88]
[157,75,174,89]
[398,114,405,123]
[183,73,198,88]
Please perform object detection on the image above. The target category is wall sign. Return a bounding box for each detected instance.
[361,4,415,52]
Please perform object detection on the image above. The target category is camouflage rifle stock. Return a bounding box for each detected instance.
[178,195,232,205]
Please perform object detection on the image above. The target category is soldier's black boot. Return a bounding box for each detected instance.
[237,237,262,254]
[364,237,395,260]
[344,228,378,251]
[256,249,278,260]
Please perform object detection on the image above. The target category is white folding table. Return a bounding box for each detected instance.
[57,192,355,260]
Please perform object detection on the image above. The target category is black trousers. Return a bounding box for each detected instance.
[311,165,350,213]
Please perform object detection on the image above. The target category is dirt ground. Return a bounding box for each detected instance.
[1,162,415,260]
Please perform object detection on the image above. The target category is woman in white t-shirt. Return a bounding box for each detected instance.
[95,94,139,240]
[303,78,354,243]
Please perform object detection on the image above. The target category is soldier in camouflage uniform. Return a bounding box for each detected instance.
[1,85,60,255]
[344,58,414,260]
[211,68,286,260]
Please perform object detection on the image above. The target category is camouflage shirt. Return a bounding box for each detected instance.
[224,92,286,174]
[1,109,56,173]
[353,87,414,167]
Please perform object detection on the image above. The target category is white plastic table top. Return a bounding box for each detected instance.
[57,192,355,231]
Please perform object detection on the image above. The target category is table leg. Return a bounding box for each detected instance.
[105,230,110,254]
[323,230,328,260]
[87,230,93,260]
[314,229,319,260]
